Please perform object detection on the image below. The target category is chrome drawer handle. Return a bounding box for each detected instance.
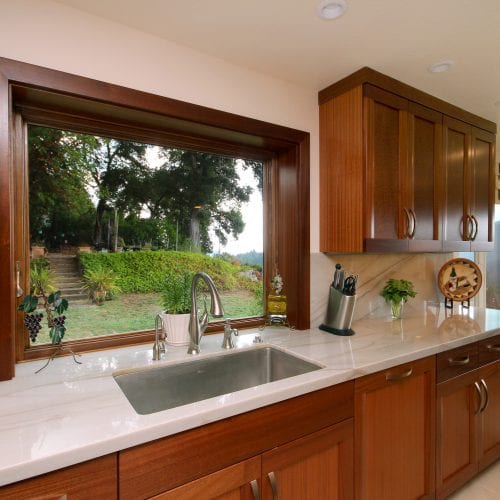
[486,344,500,352]
[481,379,489,412]
[386,368,412,382]
[474,381,484,415]
[250,479,260,500]
[409,208,416,238]
[448,355,470,366]
[267,471,278,500]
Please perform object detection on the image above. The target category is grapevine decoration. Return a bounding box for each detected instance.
[18,288,81,373]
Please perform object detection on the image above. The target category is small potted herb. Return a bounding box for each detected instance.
[159,271,194,345]
[381,278,417,319]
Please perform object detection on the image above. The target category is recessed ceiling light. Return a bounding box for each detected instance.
[317,0,347,20]
[428,60,455,74]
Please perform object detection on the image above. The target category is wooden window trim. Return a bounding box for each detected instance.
[0,57,310,378]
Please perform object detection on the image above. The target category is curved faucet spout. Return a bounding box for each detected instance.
[187,272,224,354]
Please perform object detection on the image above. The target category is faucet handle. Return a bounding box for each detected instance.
[222,319,238,349]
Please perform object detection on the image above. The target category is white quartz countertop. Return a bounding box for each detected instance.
[1,302,500,487]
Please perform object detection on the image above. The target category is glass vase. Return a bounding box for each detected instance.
[390,300,404,320]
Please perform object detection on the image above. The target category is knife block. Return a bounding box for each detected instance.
[319,285,356,336]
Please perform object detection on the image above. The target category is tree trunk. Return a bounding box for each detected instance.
[93,199,107,248]
[190,207,201,251]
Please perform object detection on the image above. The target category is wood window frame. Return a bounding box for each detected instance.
[0,57,310,379]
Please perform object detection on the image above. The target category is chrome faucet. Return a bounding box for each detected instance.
[187,272,224,354]
[221,319,238,349]
[152,313,166,360]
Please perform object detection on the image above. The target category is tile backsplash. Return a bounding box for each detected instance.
[310,252,453,327]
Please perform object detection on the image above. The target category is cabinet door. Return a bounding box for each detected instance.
[478,361,500,471]
[150,456,261,500]
[436,369,481,499]
[0,455,117,500]
[470,127,495,251]
[407,103,442,251]
[442,116,471,251]
[364,84,409,251]
[261,419,353,500]
[354,356,435,500]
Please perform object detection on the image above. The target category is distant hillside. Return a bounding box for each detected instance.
[235,250,263,268]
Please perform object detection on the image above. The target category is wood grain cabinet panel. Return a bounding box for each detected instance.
[261,420,354,500]
[0,454,117,500]
[442,117,495,251]
[354,356,435,500]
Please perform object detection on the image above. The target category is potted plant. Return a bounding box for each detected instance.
[31,241,46,258]
[381,278,417,319]
[82,267,121,305]
[159,271,193,345]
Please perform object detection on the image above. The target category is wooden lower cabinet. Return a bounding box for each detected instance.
[153,420,354,500]
[354,356,436,500]
[436,359,500,498]
[261,420,353,500]
[0,454,117,499]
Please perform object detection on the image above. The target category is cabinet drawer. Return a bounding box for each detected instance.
[437,344,479,383]
[478,335,500,366]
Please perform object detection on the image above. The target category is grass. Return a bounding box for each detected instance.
[33,290,263,344]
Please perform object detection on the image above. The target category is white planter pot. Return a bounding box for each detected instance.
[159,312,191,346]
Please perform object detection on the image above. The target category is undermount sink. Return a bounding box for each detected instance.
[113,346,323,415]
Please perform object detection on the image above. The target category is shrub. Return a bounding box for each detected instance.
[82,267,121,305]
[78,250,258,294]
[161,271,194,314]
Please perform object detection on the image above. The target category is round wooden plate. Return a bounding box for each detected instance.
[437,257,482,302]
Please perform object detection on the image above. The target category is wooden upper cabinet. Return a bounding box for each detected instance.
[442,118,495,251]
[319,67,496,253]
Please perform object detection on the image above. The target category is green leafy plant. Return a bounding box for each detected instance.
[30,261,56,296]
[82,267,121,305]
[380,278,417,305]
[161,271,193,314]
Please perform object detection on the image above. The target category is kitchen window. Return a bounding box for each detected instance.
[0,58,309,374]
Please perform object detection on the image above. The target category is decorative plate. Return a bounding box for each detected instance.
[437,258,482,302]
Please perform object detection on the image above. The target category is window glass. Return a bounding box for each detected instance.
[27,125,264,344]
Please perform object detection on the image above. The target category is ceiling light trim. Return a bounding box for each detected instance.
[428,60,455,74]
[317,0,348,20]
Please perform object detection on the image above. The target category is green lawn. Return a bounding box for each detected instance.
[34,291,262,344]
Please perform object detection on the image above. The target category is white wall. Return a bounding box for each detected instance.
[0,0,321,251]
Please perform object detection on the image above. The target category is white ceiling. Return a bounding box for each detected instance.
[55,0,500,122]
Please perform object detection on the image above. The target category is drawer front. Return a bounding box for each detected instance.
[478,335,500,367]
[437,344,479,383]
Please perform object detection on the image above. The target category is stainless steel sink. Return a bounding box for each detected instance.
[113,346,322,415]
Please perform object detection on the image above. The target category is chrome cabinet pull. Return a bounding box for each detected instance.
[474,381,483,415]
[250,479,260,500]
[403,207,411,238]
[470,214,478,241]
[486,344,500,352]
[409,208,416,238]
[480,379,489,412]
[448,355,470,366]
[386,367,413,382]
[465,214,474,241]
[267,471,278,500]
[16,261,23,298]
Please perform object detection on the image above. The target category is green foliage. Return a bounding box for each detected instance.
[161,271,193,314]
[380,278,417,305]
[78,250,260,294]
[30,262,56,295]
[82,267,121,305]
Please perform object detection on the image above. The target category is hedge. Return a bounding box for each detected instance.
[78,250,259,294]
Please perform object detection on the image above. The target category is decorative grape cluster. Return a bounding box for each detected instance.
[24,313,43,342]
[52,315,66,328]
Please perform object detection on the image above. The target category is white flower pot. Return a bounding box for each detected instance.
[159,312,191,346]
